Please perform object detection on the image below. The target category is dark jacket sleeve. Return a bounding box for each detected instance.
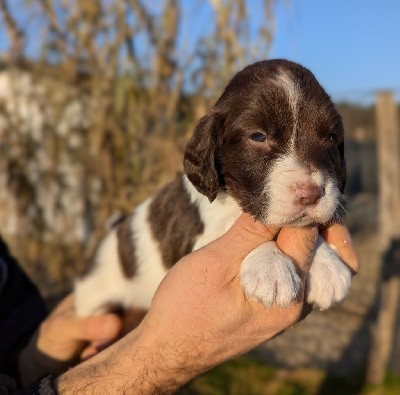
[0,235,48,386]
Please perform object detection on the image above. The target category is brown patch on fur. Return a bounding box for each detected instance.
[149,175,204,268]
[116,216,137,278]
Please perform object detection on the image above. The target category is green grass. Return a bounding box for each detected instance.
[183,355,400,395]
[186,355,276,395]
[363,373,400,395]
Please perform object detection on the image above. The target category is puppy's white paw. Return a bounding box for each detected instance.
[306,237,352,310]
[240,241,301,308]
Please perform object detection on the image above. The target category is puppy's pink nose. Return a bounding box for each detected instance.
[294,183,324,206]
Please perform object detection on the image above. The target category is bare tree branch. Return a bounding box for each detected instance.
[0,0,25,60]
[38,0,68,54]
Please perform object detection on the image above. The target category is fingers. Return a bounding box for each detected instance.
[81,340,113,360]
[80,308,147,361]
[74,313,122,343]
[38,296,122,362]
[276,226,318,275]
[81,344,99,360]
[321,223,359,274]
[48,294,122,343]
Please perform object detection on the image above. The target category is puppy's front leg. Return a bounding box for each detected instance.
[306,236,352,310]
[240,241,301,308]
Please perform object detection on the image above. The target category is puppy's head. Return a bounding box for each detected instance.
[184,59,346,227]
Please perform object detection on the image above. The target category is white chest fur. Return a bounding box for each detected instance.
[183,175,242,250]
[75,176,243,316]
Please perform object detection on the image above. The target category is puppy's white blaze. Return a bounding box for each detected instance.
[273,69,300,116]
[264,154,339,226]
[306,237,352,310]
[273,69,301,148]
[183,175,242,250]
[75,198,167,316]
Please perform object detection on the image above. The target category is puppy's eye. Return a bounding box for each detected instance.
[250,132,267,142]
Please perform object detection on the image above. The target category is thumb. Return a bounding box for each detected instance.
[276,226,318,276]
[210,213,278,265]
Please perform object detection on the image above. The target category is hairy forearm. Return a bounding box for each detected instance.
[55,326,207,395]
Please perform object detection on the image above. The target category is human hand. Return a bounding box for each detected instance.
[56,213,357,394]
[138,215,357,383]
[19,294,122,385]
[36,294,122,361]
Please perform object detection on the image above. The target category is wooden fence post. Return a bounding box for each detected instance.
[376,92,400,248]
[366,91,400,385]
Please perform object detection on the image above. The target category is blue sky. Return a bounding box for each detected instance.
[268,0,400,102]
[179,0,400,103]
[1,0,399,103]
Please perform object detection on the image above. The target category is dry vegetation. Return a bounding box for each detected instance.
[0,0,275,298]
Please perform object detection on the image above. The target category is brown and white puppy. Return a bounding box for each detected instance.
[75,59,352,316]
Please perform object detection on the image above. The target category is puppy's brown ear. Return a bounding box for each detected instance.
[184,113,223,202]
